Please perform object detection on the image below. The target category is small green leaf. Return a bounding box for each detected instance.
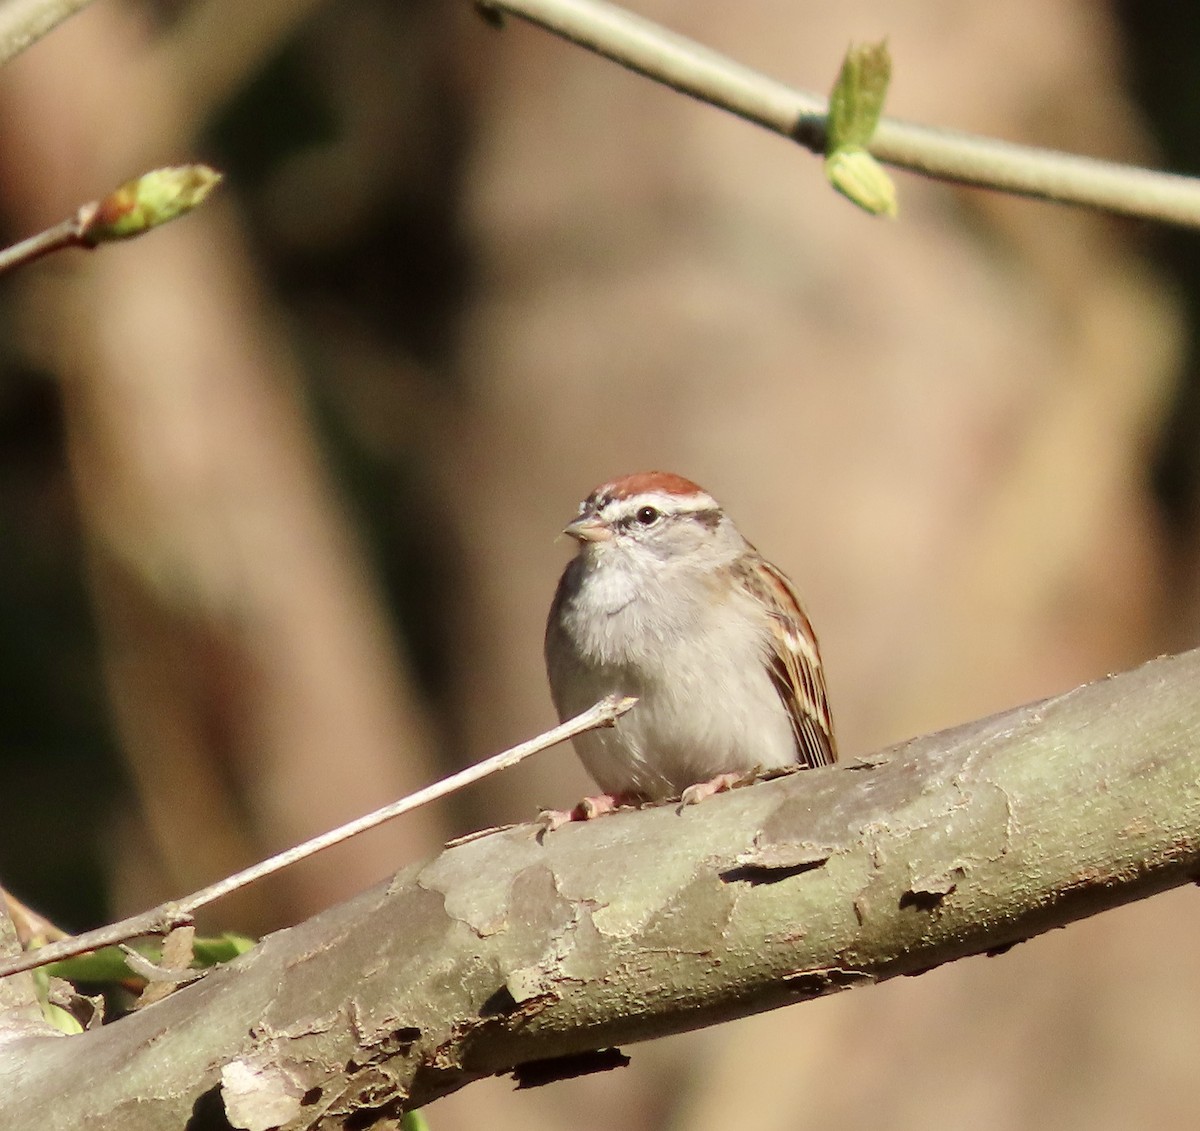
[824,41,897,216]
[46,947,136,985]
[48,933,256,985]
[192,932,257,965]
[41,1000,84,1035]
[826,40,892,153]
[402,1110,431,1131]
[825,147,898,217]
[79,164,223,245]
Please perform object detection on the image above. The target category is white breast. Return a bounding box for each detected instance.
[548,561,797,799]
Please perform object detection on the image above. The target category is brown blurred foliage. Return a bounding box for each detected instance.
[0,1,1197,1129]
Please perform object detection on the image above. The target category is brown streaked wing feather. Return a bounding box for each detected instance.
[743,555,837,768]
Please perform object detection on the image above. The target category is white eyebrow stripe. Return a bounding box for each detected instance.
[601,490,719,521]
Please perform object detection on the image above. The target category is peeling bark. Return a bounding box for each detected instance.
[3,649,1200,1130]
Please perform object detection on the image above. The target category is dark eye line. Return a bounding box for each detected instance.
[618,504,723,531]
[615,505,665,532]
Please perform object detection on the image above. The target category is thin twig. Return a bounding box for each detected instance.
[0,165,222,277]
[0,218,85,275]
[0,0,98,68]
[479,0,1200,229]
[0,886,68,947]
[0,695,636,981]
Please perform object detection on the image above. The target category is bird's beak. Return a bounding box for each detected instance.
[563,516,612,543]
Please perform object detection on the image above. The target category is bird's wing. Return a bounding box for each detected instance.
[744,556,837,768]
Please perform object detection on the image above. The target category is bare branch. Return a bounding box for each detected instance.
[0,887,67,948]
[0,0,97,67]
[0,696,636,981]
[479,0,1200,228]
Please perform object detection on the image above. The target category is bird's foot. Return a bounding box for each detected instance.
[537,792,640,835]
[678,771,756,809]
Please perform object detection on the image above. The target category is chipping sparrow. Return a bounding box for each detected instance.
[545,471,836,813]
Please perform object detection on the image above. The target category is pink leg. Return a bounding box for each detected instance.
[678,772,748,808]
[538,792,640,833]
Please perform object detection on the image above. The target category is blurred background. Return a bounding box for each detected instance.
[0,0,1197,1128]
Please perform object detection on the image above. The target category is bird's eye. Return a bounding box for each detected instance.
[636,506,660,525]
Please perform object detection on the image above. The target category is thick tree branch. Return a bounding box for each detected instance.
[3,648,1199,1130]
[479,0,1200,228]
